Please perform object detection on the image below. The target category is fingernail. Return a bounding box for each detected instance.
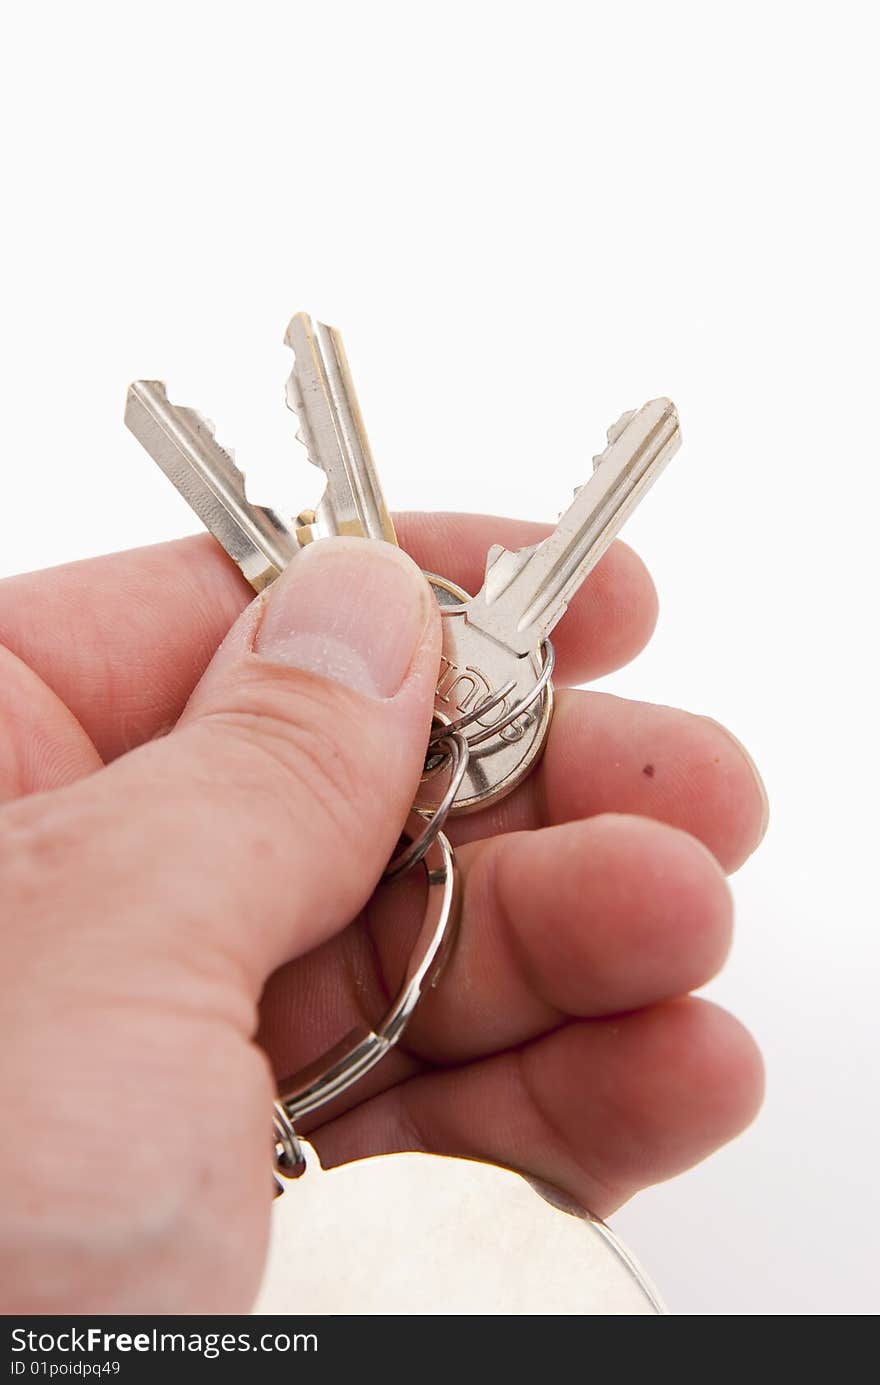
[256,537,432,699]
[700,716,770,842]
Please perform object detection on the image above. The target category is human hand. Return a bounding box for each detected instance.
[0,517,766,1312]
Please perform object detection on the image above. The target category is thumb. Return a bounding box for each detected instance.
[170,536,441,975]
[22,538,440,989]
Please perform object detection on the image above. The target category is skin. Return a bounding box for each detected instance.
[0,514,767,1313]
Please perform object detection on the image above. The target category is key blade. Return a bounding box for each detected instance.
[125,380,299,592]
[284,312,397,545]
[467,398,681,655]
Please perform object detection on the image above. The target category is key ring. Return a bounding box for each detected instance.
[465,638,555,748]
[384,729,469,881]
[273,815,460,1186]
[426,638,556,749]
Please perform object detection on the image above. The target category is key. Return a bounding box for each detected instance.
[284,311,397,548]
[124,380,299,593]
[415,398,681,814]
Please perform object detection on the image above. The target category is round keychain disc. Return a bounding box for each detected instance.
[255,1147,664,1315]
[415,576,554,816]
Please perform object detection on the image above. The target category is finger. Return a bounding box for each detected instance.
[448,689,769,873]
[258,814,733,1082]
[1,539,440,991]
[310,998,764,1217]
[0,536,251,761]
[395,816,733,1060]
[0,516,656,762]
[0,645,102,803]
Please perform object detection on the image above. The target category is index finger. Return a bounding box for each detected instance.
[0,513,657,762]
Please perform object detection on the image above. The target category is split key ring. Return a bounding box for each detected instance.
[273,814,460,1187]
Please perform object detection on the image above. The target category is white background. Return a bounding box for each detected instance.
[1,3,877,1315]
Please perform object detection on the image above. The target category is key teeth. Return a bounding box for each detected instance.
[607,408,637,445]
[285,378,329,524]
[283,315,325,477]
[287,384,321,473]
[285,372,301,415]
[171,400,230,458]
[179,404,217,441]
[560,483,583,518]
[592,407,641,470]
[134,380,222,448]
[133,379,252,495]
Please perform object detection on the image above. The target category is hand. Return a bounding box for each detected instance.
[0,517,766,1313]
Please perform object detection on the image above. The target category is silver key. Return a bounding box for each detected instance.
[284,311,397,547]
[416,399,682,814]
[125,380,299,592]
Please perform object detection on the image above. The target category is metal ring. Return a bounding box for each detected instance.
[465,638,555,748]
[274,817,459,1139]
[427,678,518,745]
[273,1105,307,1192]
[384,731,469,881]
